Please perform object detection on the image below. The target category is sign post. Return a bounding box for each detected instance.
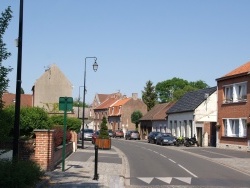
[59,97,73,171]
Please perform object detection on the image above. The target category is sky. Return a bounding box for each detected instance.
[1,0,250,104]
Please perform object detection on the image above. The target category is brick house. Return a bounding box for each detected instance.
[139,102,175,138]
[93,93,147,134]
[216,61,250,151]
[166,87,217,147]
[32,64,73,112]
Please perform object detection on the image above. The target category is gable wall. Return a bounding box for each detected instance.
[195,91,217,122]
[34,65,72,110]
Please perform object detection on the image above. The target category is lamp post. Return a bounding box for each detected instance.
[78,86,84,118]
[82,57,98,149]
[13,0,23,160]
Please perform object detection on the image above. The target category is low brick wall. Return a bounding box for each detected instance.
[33,129,76,171]
[53,142,73,167]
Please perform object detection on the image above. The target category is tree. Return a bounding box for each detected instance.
[131,110,143,130]
[155,77,209,103]
[0,6,13,110]
[99,116,109,139]
[142,80,157,111]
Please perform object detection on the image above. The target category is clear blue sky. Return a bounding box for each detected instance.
[1,0,250,104]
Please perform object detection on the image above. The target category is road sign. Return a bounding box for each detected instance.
[59,97,73,111]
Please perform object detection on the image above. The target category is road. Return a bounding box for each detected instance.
[112,139,250,187]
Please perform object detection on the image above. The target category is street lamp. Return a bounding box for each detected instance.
[13,0,23,161]
[78,86,84,118]
[82,57,98,149]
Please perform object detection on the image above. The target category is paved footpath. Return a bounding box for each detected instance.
[46,142,127,188]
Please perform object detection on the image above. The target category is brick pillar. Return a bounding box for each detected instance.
[34,129,55,171]
[70,131,78,152]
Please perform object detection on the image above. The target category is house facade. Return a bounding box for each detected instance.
[167,87,217,147]
[140,102,175,138]
[32,64,73,111]
[216,62,250,151]
[93,93,147,134]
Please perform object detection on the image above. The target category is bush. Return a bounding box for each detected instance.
[0,106,52,139]
[53,125,72,148]
[50,115,81,132]
[0,159,44,188]
[99,117,109,139]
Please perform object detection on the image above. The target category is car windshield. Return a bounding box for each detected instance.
[84,129,93,133]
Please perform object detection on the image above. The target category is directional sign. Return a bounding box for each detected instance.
[59,97,73,111]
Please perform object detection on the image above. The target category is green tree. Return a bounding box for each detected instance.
[155,77,209,103]
[131,110,143,130]
[142,80,157,111]
[99,116,109,139]
[0,6,13,110]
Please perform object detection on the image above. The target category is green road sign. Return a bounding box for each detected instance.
[59,97,73,111]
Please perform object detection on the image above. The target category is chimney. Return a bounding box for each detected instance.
[132,93,138,100]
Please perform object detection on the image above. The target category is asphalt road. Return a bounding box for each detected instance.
[112,138,250,187]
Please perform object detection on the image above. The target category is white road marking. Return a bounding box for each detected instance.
[156,177,172,184]
[137,177,153,184]
[175,177,192,184]
[178,164,198,178]
[160,154,167,158]
[153,151,159,154]
[168,158,176,163]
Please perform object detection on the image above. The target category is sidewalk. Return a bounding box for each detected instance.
[46,142,128,188]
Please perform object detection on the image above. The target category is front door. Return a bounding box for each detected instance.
[210,122,217,147]
[196,127,202,146]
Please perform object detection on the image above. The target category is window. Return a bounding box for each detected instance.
[223,118,247,137]
[223,82,247,103]
[224,86,233,103]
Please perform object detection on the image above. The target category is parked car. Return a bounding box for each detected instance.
[108,129,114,137]
[83,129,94,141]
[92,131,100,144]
[147,131,160,144]
[113,130,124,138]
[156,133,176,146]
[125,130,140,140]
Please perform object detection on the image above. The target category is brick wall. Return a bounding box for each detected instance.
[33,129,76,171]
[217,75,250,150]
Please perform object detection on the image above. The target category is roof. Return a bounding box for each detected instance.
[2,93,33,107]
[109,97,132,116]
[216,61,250,81]
[140,102,175,121]
[111,98,131,107]
[97,94,110,103]
[167,87,217,114]
[94,97,119,110]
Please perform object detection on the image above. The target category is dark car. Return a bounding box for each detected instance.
[148,131,160,144]
[113,130,124,138]
[91,131,100,144]
[125,130,140,140]
[156,133,176,146]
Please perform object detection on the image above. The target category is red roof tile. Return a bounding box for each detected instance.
[222,61,250,78]
[2,93,33,107]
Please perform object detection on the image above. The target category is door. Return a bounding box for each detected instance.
[210,122,217,147]
[196,127,202,146]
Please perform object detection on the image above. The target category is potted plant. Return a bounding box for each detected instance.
[95,117,111,150]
